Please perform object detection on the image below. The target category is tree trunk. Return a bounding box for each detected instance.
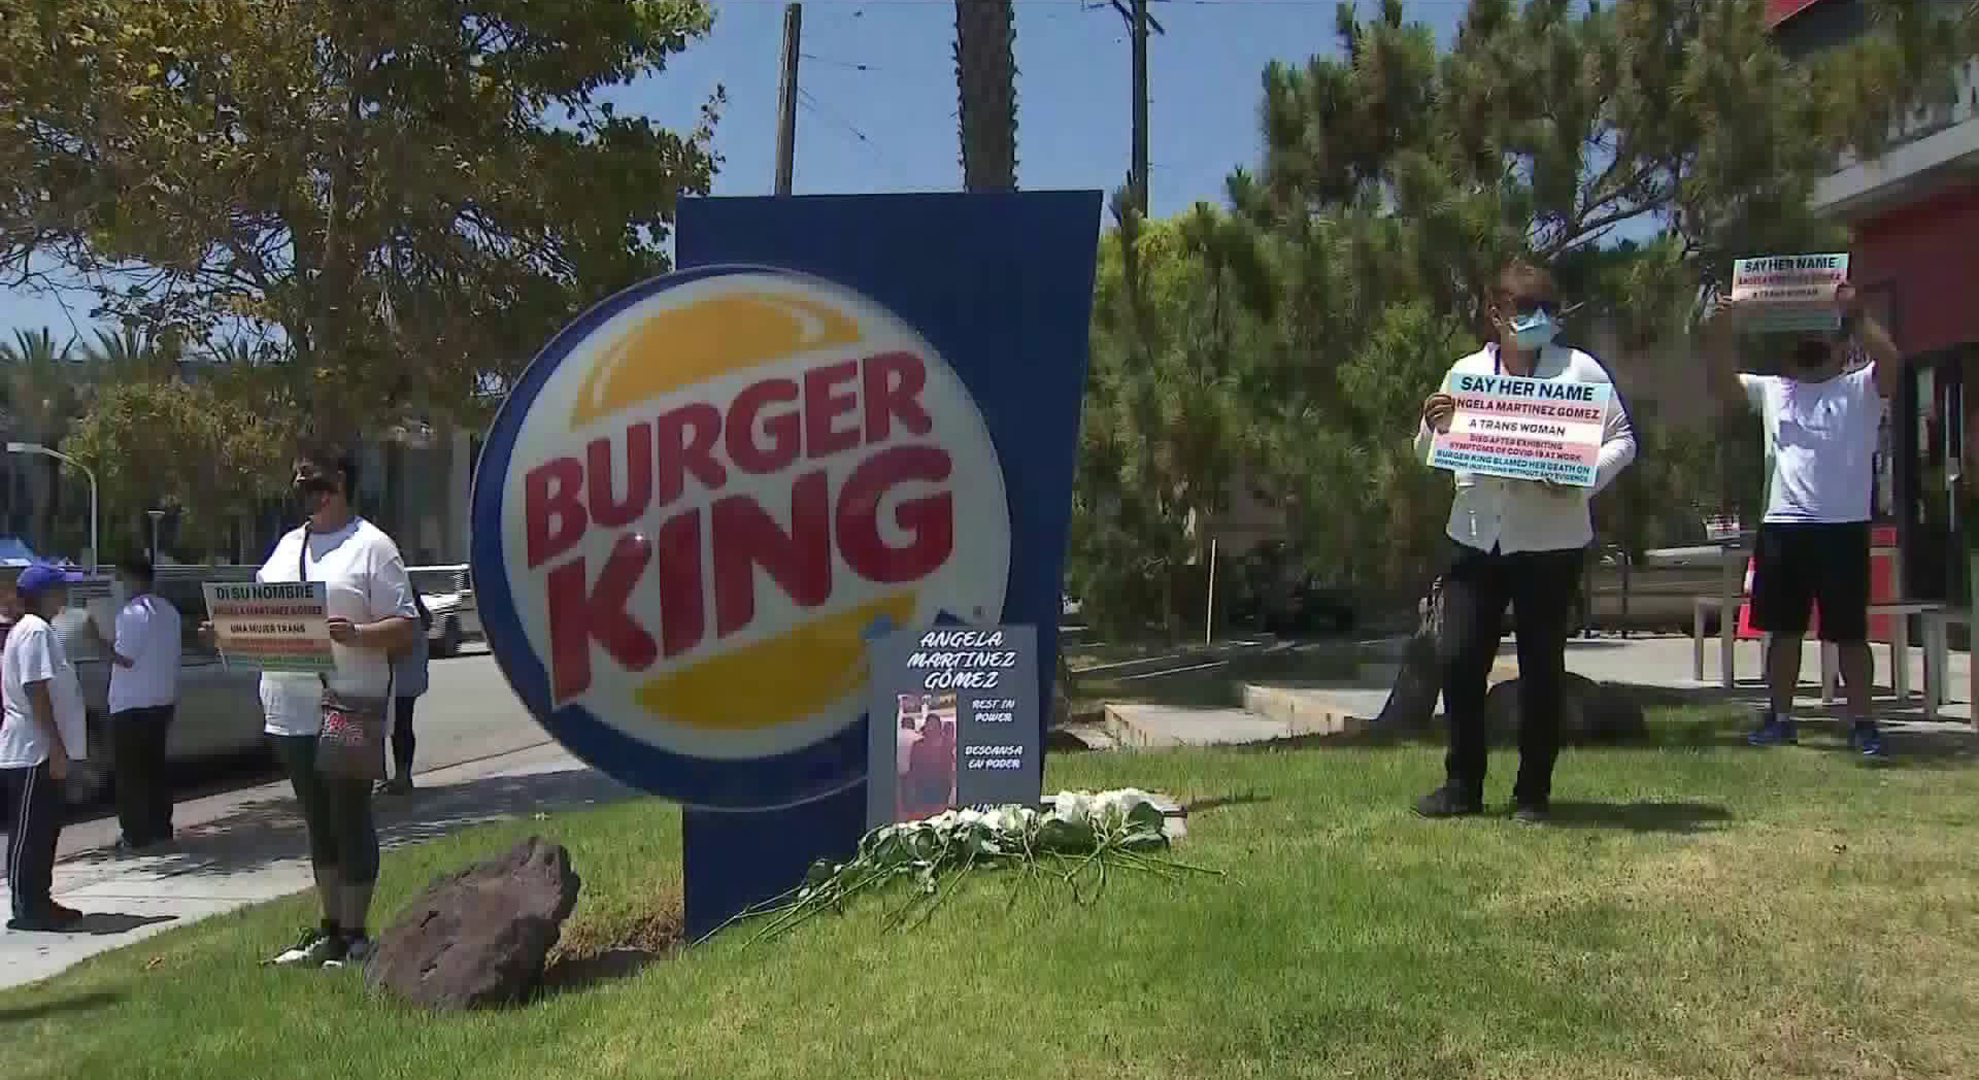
[954,0,1018,192]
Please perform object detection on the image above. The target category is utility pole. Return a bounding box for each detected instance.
[1108,0,1164,213]
[774,3,802,195]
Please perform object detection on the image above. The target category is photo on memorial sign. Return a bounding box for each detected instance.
[896,693,959,822]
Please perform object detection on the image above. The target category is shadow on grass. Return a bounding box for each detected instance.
[1185,792,1273,814]
[1630,691,1979,768]
[1224,681,1978,771]
[1044,728,1101,754]
[58,911,179,936]
[537,947,666,997]
[0,989,122,1023]
[539,900,683,998]
[1544,800,1733,834]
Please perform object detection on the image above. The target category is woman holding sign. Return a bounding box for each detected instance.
[1413,258,1637,823]
[250,442,421,967]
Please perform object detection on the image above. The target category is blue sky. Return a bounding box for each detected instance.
[0,0,1475,337]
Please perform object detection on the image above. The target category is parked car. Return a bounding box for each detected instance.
[1262,579,1357,635]
[51,566,267,806]
[411,564,481,657]
[1582,544,1744,633]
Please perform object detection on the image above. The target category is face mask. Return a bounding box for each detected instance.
[1510,309,1559,350]
[1792,341,1834,370]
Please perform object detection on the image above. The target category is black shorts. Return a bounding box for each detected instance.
[1749,522,1871,643]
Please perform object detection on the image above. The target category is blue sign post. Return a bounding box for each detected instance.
[471,191,1099,941]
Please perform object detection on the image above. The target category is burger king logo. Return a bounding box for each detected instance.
[475,267,1012,801]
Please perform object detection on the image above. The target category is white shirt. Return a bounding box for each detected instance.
[0,614,89,768]
[1740,367,1883,525]
[108,594,182,713]
[1415,343,1637,554]
[255,517,419,736]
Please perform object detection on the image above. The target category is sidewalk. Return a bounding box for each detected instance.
[0,741,630,991]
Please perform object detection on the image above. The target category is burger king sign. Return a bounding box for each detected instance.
[474,266,1016,808]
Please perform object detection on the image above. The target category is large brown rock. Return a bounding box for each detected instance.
[364,836,581,1010]
[1481,673,1647,745]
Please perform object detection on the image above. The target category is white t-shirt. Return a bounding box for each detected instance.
[1741,367,1883,524]
[0,614,89,768]
[255,518,419,737]
[108,594,182,714]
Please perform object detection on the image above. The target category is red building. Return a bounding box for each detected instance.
[1769,0,1979,606]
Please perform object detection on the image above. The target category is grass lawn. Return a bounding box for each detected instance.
[5,706,1978,1080]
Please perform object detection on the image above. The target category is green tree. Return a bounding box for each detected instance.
[1066,0,1976,634]
[1227,0,1971,592]
[78,326,180,383]
[0,0,723,423]
[61,374,297,559]
[1068,198,1273,637]
[0,328,91,547]
[953,0,1018,191]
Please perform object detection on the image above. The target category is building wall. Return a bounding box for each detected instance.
[354,430,475,566]
[1848,184,1979,358]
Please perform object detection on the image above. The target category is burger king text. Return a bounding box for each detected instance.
[525,349,955,702]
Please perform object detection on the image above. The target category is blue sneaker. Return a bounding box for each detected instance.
[1851,721,1886,758]
[1747,712,1799,746]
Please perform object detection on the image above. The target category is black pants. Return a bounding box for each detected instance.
[111,706,175,845]
[269,735,379,884]
[391,696,418,778]
[4,761,63,920]
[1437,542,1583,805]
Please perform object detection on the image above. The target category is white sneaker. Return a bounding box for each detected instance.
[323,935,372,969]
[267,928,345,967]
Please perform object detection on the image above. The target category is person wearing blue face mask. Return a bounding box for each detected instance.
[1413,258,1638,823]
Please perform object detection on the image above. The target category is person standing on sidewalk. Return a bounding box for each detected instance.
[1,563,89,931]
[1412,257,1637,823]
[252,442,420,967]
[381,591,432,796]
[92,556,182,852]
[1704,282,1901,756]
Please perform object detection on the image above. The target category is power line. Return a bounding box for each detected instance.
[796,87,887,162]
[800,51,877,73]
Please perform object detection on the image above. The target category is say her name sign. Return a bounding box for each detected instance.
[203,581,335,673]
[1428,373,1613,487]
[1730,253,1849,333]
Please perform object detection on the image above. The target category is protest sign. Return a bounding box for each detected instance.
[865,624,1042,831]
[1730,253,1849,333]
[203,581,334,673]
[1427,372,1613,487]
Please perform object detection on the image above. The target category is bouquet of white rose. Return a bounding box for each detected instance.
[721,788,1219,944]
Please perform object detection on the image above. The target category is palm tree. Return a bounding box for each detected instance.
[0,328,85,442]
[953,0,1018,191]
[80,326,177,382]
[0,328,88,549]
